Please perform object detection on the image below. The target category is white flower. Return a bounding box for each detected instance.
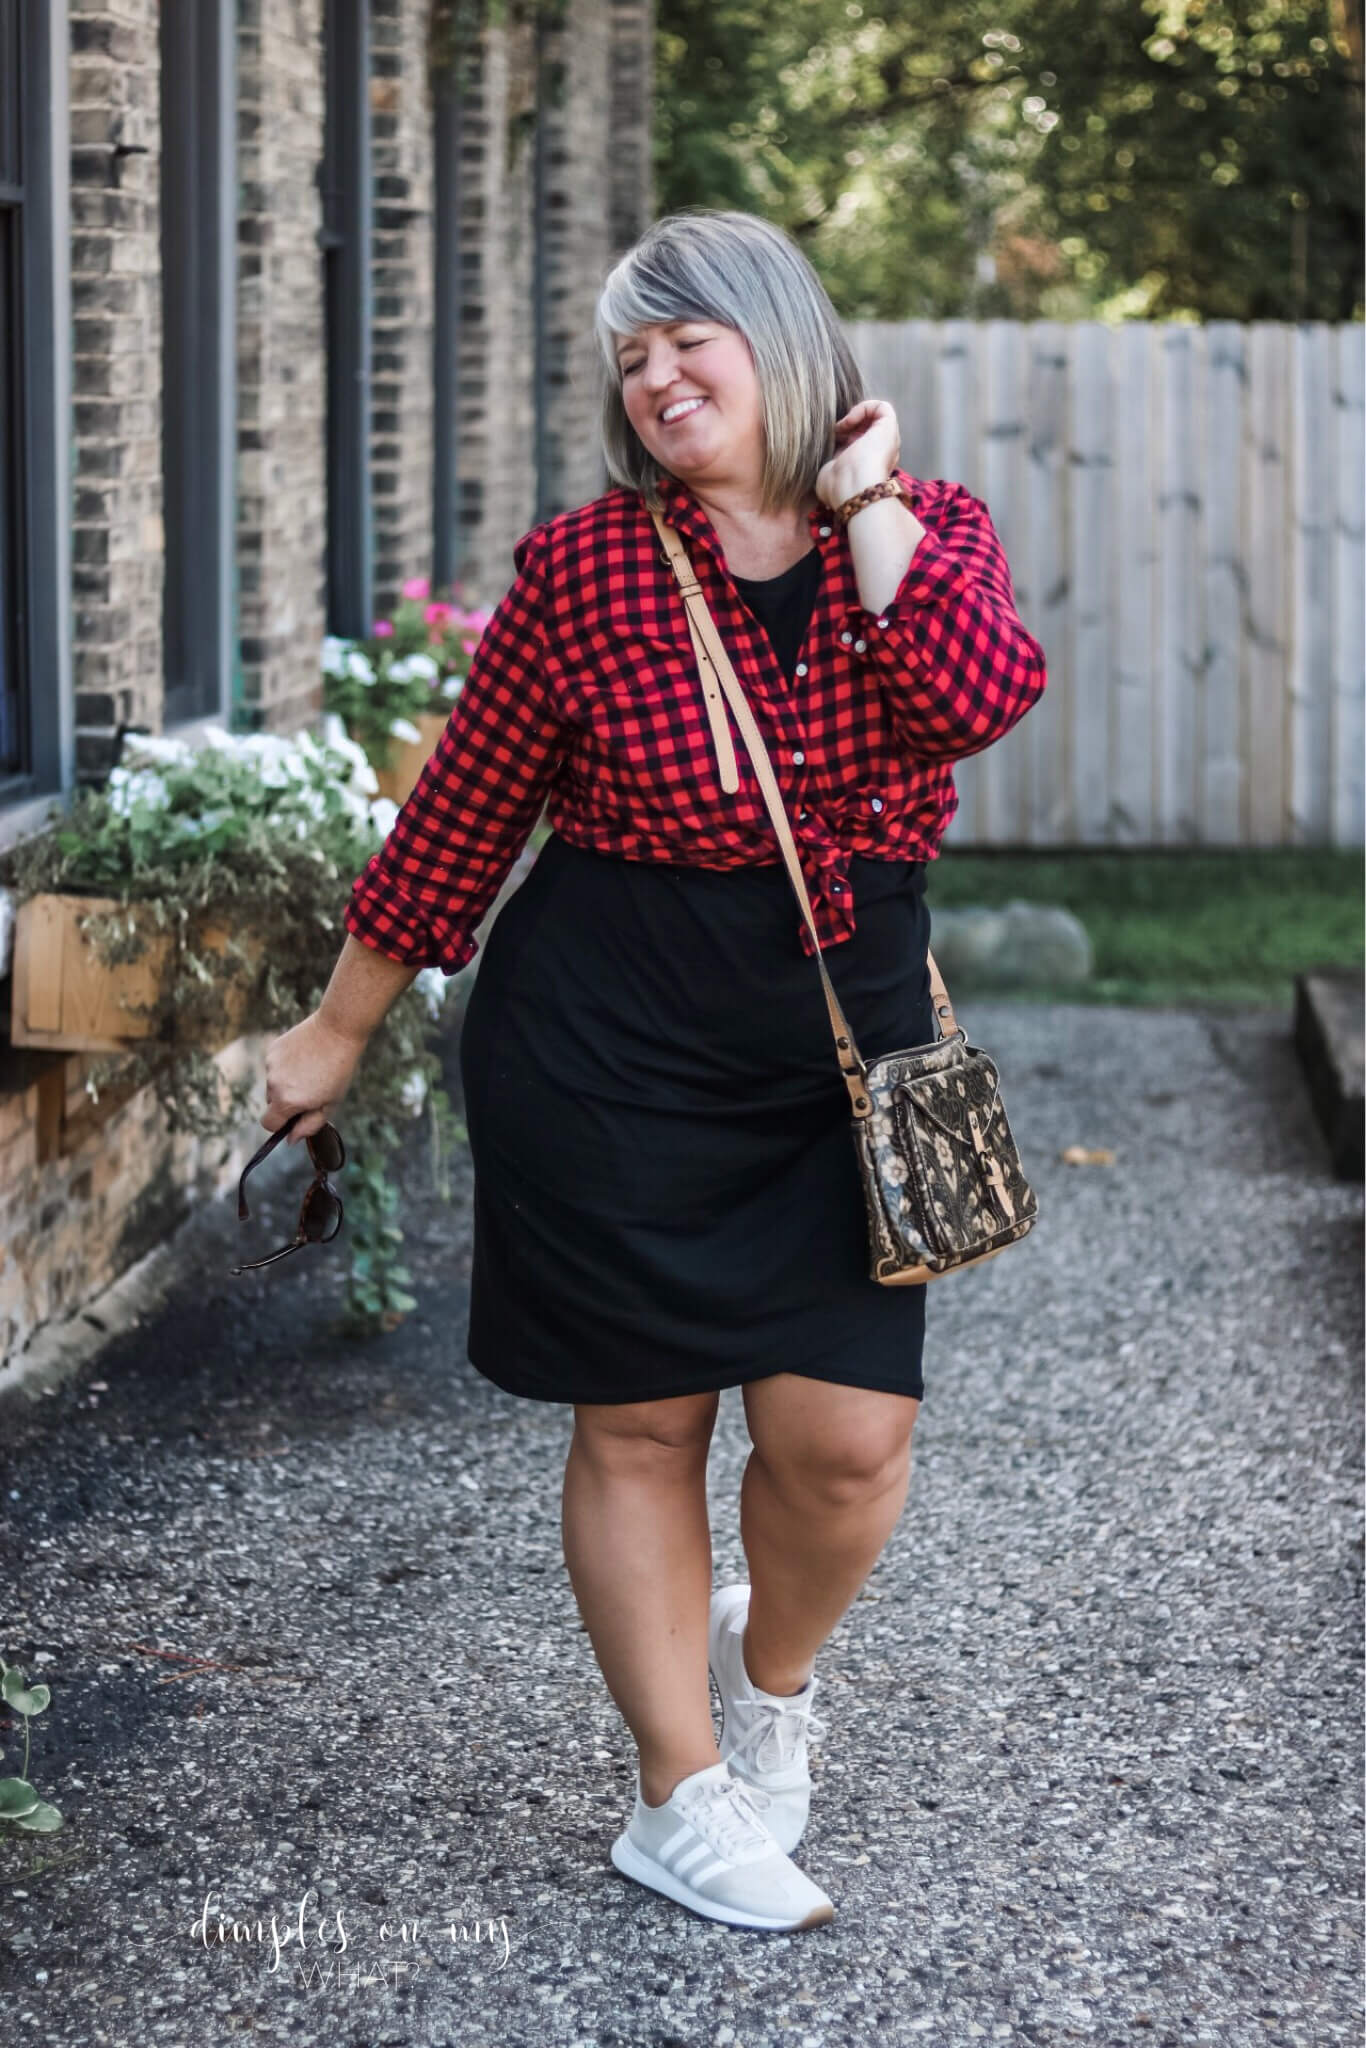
[400,1068,428,1117]
[346,651,376,685]
[129,771,172,811]
[441,675,464,699]
[368,797,400,839]
[198,725,240,752]
[321,635,353,677]
[319,715,380,794]
[414,967,447,1021]
[123,732,190,764]
[407,653,439,681]
[388,717,422,743]
[387,657,413,684]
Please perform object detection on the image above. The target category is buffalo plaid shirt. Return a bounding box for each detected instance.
[342,465,1047,972]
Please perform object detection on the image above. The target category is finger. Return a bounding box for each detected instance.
[287,1110,331,1145]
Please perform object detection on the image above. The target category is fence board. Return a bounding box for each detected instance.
[838,317,1360,847]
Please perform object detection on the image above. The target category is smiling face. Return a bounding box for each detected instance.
[614,319,766,490]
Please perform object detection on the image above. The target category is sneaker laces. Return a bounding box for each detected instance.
[676,1772,775,1860]
[734,1690,829,1776]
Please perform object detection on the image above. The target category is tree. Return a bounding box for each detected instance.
[654,0,1363,321]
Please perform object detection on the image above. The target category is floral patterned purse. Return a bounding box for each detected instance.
[652,509,1039,1285]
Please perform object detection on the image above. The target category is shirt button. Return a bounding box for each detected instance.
[818,525,832,538]
[797,809,809,823]
[854,639,867,653]
[840,631,853,645]
[870,797,884,813]
[791,750,805,766]
[876,617,889,628]
[794,662,808,677]
[831,881,844,893]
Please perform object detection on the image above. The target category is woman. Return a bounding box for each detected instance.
[262,210,1046,1933]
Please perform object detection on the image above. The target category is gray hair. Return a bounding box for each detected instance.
[594,209,866,518]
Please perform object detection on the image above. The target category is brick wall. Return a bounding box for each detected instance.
[235,0,328,734]
[1,0,654,1377]
[371,0,436,615]
[68,0,164,784]
[447,16,541,602]
[0,1039,266,1371]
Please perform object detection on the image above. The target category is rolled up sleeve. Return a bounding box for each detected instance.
[851,482,1048,764]
[342,524,573,974]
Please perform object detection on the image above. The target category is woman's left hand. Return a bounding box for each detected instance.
[815,399,901,511]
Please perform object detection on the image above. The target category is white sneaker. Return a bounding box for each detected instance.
[609,1760,835,1930]
[708,1583,828,1854]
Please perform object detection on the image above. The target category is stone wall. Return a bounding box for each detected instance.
[235,0,329,734]
[0,0,654,1377]
[68,0,164,782]
[371,0,437,615]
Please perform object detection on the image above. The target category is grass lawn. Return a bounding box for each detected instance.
[925,848,1363,1009]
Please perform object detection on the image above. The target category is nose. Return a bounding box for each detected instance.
[638,348,684,394]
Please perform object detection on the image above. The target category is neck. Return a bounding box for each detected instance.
[666,471,820,535]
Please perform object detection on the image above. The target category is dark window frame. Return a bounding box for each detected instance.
[0,0,71,831]
[321,0,373,639]
[160,0,237,731]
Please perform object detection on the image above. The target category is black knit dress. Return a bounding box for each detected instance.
[457,543,935,1406]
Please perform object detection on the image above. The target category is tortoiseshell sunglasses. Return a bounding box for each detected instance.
[230,1111,346,1276]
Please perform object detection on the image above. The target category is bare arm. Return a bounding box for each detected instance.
[262,936,423,1142]
[318,934,422,1048]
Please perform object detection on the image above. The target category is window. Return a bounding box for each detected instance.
[160,0,236,729]
[321,0,373,637]
[0,0,28,785]
[0,0,69,823]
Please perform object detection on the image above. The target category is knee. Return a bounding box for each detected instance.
[571,1395,718,1476]
[755,1426,914,1510]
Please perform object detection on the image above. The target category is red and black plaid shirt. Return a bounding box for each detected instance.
[343,465,1048,972]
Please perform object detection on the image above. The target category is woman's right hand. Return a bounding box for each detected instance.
[262,1011,365,1144]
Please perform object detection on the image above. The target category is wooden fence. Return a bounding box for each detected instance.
[847,320,1365,849]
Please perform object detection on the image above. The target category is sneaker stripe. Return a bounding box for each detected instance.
[658,1823,695,1861]
[670,1838,716,1876]
[689,1857,733,1888]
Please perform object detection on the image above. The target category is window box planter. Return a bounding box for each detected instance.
[360,711,451,808]
[10,894,263,1055]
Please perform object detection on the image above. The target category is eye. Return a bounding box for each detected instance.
[621,338,706,377]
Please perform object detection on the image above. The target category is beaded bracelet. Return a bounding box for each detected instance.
[835,478,915,528]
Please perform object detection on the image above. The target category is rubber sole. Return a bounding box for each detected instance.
[609,1831,834,1931]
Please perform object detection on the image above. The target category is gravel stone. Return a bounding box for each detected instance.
[0,999,1359,2047]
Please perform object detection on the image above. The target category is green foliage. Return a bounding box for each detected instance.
[0,1659,62,1834]
[930,847,1364,1005]
[0,725,463,1331]
[321,578,490,771]
[654,0,1362,323]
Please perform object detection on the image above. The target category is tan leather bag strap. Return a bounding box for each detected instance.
[651,509,958,1118]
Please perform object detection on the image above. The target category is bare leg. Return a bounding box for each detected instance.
[562,1391,721,1807]
[738,1375,919,1696]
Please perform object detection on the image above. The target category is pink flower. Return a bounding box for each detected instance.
[424,602,455,630]
[372,619,395,638]
[402,576,431,601]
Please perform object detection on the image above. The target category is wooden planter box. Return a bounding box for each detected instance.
[10,894,263,1054]
[366,710,451,806]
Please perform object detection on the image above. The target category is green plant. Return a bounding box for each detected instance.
[321,578,490,772]
[0,721,464,1333]
[0,1660,62,1834]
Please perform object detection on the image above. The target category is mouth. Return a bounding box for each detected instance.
[659,399,708,427]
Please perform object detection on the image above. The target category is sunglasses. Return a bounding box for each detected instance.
[230,1111,346,1276]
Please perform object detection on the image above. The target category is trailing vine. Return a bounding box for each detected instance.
[0,723,464,1335]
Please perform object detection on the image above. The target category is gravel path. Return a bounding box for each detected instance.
[1,998,1360,2047]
